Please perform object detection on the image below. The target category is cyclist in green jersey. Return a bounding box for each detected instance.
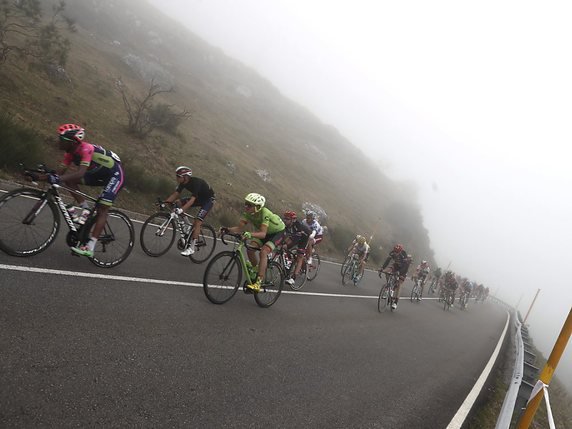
[221,193,285,292]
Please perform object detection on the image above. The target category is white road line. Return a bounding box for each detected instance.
[0,263,438,300]
[446,310,510,429]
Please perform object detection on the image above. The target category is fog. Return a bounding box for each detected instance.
[149,0,572,388]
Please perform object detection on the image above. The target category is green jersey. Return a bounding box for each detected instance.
[241,207,285,235]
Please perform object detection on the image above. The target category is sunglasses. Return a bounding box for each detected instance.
[244,202,255,208]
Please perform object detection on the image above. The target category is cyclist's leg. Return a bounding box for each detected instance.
[191,198,214,242]
[256,232,283,283]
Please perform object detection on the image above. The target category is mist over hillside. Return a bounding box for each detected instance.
[0,0,435,264]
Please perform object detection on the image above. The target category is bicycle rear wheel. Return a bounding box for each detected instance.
[378,284,390,312]
[189,223,217,264]
[254,260,284,308]
[306,252,321,281]
[410,284,420,302]
[140,212,176,257]
[0,188,60,256]
[83,209,134,268]
[203,251,241,304]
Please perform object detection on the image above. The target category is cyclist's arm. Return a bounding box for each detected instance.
[164,190,181,204]
[59,164,88,182]
[250,223,268,240]
[227,219,248,234]
[180,195,196,212]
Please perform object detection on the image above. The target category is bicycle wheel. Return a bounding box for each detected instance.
[306,252,321,281]
[189,223,217,264]
[443,294,451,311]
[82,209,135,268]
[203,251,242,304]
[254,260,284,308]
[290,263,307,291]
[340,254,351,275]
[341,260,354,286]
[378,284,390,312]
[140,212,176,257]
[0,188,60,256]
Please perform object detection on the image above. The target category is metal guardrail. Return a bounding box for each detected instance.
[495,310,524,428]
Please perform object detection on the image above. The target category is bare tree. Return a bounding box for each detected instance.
[0,0,75,66]
[117,78,191,138]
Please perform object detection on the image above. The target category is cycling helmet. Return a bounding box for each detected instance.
[357,235,366,244]
[176,166,192,177]
[306,210,316,220]
[58,123,85,143]
[421,260,427,265]
[244,193,265,211]
[283,210,297,220]
[393,244,404,253]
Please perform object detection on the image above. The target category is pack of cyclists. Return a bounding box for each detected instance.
[17,122,490,310]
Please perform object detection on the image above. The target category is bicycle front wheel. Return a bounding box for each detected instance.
[189,223,217,264]
[83,209,134,268]
[306,252,321,281]
[411,285,419,302]
[254,260,284,308]
[0,188,59,256]
[289,263,307,291]
[341,260,354,286]
[203,251,241,304]
[378,285,390,312]
[140,212,176,257]
[340,254,351,275]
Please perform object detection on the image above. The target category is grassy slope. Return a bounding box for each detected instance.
[0,0,433,263]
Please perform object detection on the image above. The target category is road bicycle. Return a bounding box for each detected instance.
[203,231,284,307]
[378,270,400,312]
[139,199,216,263]
[340,252,352,275]
[0,165,134,267]
[341,252,361,286]
[458,289,469,310]
[305,247,321,281]
[272,246,308,291]
[443,288,455,311]
[428,276,439,295]
[410,277,423,302]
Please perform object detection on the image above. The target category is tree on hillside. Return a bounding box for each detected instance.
[0,0,75,67]
[117,78,191,138]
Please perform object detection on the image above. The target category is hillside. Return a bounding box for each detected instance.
[0,0,434,265]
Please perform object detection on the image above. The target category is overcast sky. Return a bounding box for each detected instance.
[149,0,572,385]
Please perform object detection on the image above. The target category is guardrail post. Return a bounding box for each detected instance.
[516,307,571,428]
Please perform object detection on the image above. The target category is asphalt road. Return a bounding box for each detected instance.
[0,210,507,428]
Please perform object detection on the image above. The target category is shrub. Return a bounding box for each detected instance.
[122,163,173,197]
[0,114,46,170]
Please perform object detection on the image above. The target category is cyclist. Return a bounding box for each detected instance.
[443,270,459,306]
[414,260,431,295]
[346,235,370,280]
[40,123,124,258]
[163,166,215,256]
[221,193,285,292]
[379,243,411,310]
[281,210,312,285]
[301,210,323,265]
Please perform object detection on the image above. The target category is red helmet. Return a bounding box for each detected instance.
[393,244,404,253]
[58,123,85,143]
[283,210,297,220]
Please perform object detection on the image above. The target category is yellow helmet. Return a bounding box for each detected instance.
[357,235,366,244]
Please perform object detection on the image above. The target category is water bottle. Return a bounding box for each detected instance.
[284,254,292,270]
[76,208,91,225]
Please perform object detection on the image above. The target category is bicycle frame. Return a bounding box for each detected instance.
[27,183,99,234]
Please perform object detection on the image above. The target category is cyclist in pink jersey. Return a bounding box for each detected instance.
[40,123,125,258]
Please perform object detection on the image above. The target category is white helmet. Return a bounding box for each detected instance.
[244,193,265,212]
[176,166,192,177]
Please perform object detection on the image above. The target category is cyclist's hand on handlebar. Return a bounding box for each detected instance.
[46,173,60,185]
[219,227,229,236]
[175,208,184,215]
[242,231,252,240]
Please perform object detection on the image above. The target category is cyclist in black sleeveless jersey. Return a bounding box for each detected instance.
[164,166,215,256]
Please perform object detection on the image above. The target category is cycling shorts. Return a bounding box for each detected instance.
[181,196,215,221]
[82,163,124,206]
[251,230,285,252]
